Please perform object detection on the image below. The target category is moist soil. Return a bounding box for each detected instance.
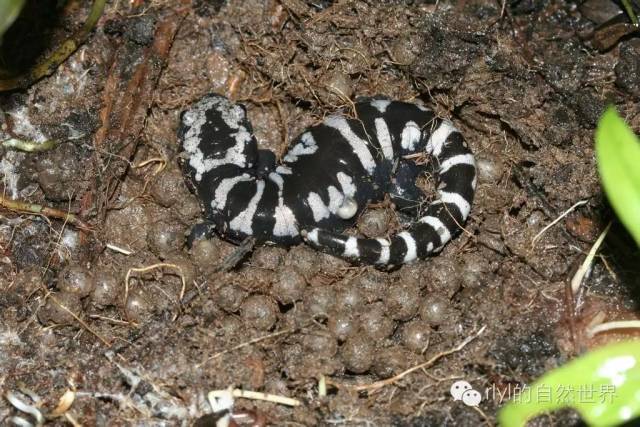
[1,1,640,425]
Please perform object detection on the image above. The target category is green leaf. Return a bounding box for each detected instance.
[498,340,640,427]
[596,107,640,246]
[0,0,25,42]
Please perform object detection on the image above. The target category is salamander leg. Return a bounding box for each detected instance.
[186,221,216,248]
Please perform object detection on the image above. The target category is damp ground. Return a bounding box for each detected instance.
[1,0,640,425]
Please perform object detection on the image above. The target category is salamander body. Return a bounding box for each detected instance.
[180,94,476,266]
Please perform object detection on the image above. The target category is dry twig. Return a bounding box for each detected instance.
[0,195,92,232]
[327,325,486,393]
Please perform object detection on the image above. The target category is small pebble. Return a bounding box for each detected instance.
[615,39,640,98]
[339,42,371,74]
[91,270,121,308]
[459,253,489,289]
[264,378,290,397]
[341,335,375,374]
[57,229,81,263]
[475,153,504,184]
[305,286,336,317]
[302,333,338,358]
[321,70,354,103]
[357,209,389,237]
[389,36,418,65]
[347,270,387,303]
[240,265,275,290]
[241,295,278,330]
[252,247,286,270]
[327,310,358,341]
[197,299,221,325]
[272,266,307,303]
[147,221,185,258]
[335,286,363,312]
[150,167,188,208]
[402,320,431,353]
[373,347,413,378]
[565,212,600,243]
[359,303,395,340]
[384,283,421,321]
[216,283,248,312]
[421,257,460,298]
[35,144,81,201]
[318,252,350,272]
[419,295,450,326]
[217,315,243,336]
[13,268,44,299]
[125,14,156,45]
[284,245,320,277]
[398,262,426,285]
[125,288,153,323]
[57,265,95,297]
[191,239,228,276]
[38,292,83,325]
[526,210,546,228]
[176,197,202,221]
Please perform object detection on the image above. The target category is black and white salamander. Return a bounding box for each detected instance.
[179,94,476,266]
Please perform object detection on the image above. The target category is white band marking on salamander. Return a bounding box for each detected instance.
[343,236,360,258]
[283,132,318,163]
[426,120,456,158]
[376,238,391,265]
[370,99,391,113]
[439,153,475,174]
[337,172,356,198]
[398,231,417,263]
[374,118,394,161]
[419,215,451,245]
[229,179,266,234]
[400,121,421,151]
[438,191,472,219]
[325,116,377,175]
[212,173,253,210]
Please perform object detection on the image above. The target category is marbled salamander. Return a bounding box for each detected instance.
[180,94,476,266]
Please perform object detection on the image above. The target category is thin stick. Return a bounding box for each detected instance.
[208,389,300,407]
[2,138,59,152]
[532,199,588,247]
[0,195,92,231]
[571,222,612,295]
[134,157,167,176]
[587,320,640,337]
[329,325,486,392]
[48,293,112,347]
[214,236,256,273]
[88,314,131,326]
[199,328,294,366]
[106,243,133,255]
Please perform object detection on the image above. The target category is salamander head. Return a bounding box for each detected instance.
[179,94,259,183]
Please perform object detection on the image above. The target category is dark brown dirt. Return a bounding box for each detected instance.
[1,0,640,425]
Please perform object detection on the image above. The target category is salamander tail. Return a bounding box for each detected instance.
[303,119,476,266]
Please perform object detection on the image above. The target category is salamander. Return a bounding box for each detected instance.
[179,94,476,266]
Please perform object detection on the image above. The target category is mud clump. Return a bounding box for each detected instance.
[490,330,561,377]
[35,143,85,201]
[615,39,640,98]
